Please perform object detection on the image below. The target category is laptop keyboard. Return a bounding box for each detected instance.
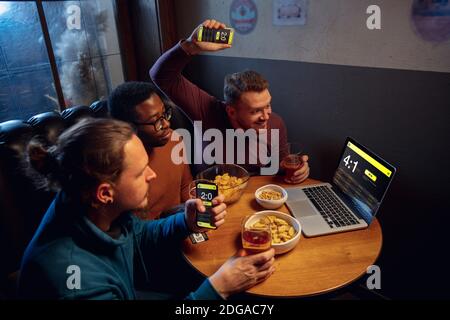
[303,186,360,229]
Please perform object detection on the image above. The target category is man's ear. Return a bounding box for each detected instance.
[225,105,237,120]
[96,183,115,205]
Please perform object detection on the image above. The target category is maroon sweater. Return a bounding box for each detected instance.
[150,42,288,175]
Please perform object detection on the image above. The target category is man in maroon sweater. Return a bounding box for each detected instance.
[150,19,310,182]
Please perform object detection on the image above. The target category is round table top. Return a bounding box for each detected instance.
[182,175,382,297]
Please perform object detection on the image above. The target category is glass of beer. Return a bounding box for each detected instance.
[282,142,304,184]
[241,215,272,254]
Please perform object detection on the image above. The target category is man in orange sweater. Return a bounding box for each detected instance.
[109,82,192,220]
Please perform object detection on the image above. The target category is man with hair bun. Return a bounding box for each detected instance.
[18,118,275,300]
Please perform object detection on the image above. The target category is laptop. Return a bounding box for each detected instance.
[285,137,396,237]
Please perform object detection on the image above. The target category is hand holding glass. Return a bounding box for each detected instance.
[283,142,304,184]
[241,215,272,254]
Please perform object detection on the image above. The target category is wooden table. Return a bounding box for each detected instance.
[182,176,383,297]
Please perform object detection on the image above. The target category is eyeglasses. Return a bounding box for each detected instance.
[133,106,172,131]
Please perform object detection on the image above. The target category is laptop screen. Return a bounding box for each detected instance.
[332,138,396,223]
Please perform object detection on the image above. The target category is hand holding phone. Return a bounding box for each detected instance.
[196,181,219,229]
[182,20,233,55]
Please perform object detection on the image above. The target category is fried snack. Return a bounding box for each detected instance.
[251,215,297,244]
[214,173,244,202]
[258,189,283,201]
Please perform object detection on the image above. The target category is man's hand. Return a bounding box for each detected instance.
[209,249,276,299]
[181,19,232,56]
[282,155,310,184]
[184,194,227,232]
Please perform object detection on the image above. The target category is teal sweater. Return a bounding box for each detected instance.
[17,192,221,300]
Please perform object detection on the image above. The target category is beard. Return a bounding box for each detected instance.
[138,132,169,150]
[131,188,151,216]
[132,204,150,216]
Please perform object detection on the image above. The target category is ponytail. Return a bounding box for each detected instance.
[25,139,61,192]
[25,118,134,204]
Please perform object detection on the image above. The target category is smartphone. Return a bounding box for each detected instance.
[196,182,218,229]
[197,26,234,45]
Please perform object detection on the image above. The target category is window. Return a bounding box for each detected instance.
[0,0,124,122]
[0,1,57,121]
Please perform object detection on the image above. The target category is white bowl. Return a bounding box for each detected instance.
[255,184,288,209]
[245,211,301,255]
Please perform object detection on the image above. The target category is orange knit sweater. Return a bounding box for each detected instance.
[143,131,192,220]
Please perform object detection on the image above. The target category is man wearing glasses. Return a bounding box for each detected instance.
[109,82,192,220]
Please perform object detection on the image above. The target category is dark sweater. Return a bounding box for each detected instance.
[150,42,289,174]
[17,192,221,300]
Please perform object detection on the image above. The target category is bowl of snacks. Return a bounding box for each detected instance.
[244,211,301,255]
[196,164,249,204]
[255,184,288,209]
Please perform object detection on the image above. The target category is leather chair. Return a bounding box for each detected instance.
[0,99,195,297]
[90,100,109,118]
[0,113,69,298]
[0,120,33,154]
[27,112,66,146]
[0,120,51,298]
[61,105,94,128]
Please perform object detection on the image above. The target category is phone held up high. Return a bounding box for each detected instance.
[197,26,234,45]
[196,182,218,229]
